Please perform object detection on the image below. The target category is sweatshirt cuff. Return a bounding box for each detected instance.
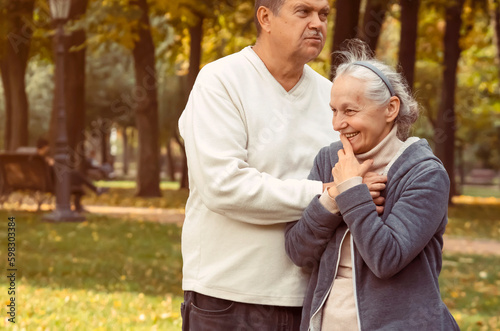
[335,184,373,218]
[337,177,363,194]
[312,180,324,195]
[319,189,340,214]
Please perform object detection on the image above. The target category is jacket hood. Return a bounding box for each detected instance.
[387,138,444,184]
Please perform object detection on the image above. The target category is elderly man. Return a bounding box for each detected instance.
[178,0,338,329]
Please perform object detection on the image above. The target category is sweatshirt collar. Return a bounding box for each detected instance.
[245,46,309,98]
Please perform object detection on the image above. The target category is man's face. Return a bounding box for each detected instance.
[37,145,50,156]
[268,0,329,64]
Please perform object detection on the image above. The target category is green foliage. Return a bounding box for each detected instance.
[160,0,256,75]
[412,61,441,139]
[85,0,142,51]
[158,74,187,142]
[417,1,446,63]
[85,43,136,128]
[28,0,53,61]
[25,55,53,143]
[2,0,500,183]
[456,43,500,169]
[200,0,255,64]
[399,0,500,171]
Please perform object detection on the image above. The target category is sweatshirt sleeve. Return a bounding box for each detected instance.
[335,165,450,279]
[179,80,323,225]
[285,149,344,269]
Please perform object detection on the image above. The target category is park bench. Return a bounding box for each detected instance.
[0,152,84,211]
[466,168,498,186]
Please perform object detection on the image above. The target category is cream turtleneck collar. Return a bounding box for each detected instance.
[355,124,403,174]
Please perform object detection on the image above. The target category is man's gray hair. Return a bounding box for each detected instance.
[332,39,420,141]
[254,0,286,36]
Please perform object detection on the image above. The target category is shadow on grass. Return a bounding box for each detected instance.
[0,210,183,297]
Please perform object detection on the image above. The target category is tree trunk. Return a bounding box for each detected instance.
[132,0,161,197]
[493,0,500,79]
[330,0,362,78]
[457,141,464,194]
[129,128,136,172]
[100,121,110,165]
[0,60,12,150]
[66,0,89,173]
[358,0,390,53]
[434,0,465,203]
[49,1,88,162]
[188,18,203,92]
[122,126,129,176]
[165,137,176,181]
[0,0,34,151]
[398,0,420,90]
[178,16,204,189]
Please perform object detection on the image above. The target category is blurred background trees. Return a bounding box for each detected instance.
[0,0,499,199]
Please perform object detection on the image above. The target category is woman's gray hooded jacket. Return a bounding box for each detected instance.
[285,139,460,331]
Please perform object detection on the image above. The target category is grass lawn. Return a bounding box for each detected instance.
[0,211,183,330]
[0,190,499,329]
[441,253,500,331]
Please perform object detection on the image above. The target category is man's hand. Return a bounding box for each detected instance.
[363,172,387,214]
[323,182,334,192]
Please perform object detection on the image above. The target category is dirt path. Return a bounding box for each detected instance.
[85,205,186,224]
[443,236,500,256]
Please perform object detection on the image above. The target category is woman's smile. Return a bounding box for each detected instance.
[344,132,359,139]
[331,75,396,154]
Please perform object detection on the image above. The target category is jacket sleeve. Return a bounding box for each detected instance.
[285,150,344,269]
[335,166,450,279]
[179,79,323,225]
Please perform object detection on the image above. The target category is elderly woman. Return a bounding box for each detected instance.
[285,43,459,331]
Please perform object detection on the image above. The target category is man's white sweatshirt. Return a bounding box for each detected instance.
[178,46,339,306]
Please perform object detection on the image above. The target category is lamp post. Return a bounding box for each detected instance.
[44,0,85,222]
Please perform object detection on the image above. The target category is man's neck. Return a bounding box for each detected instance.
[252,43,305,92]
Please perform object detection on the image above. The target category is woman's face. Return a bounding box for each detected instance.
[330,75,399,154]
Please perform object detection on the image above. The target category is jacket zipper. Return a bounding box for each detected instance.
[350,233,362,330]
[308,229,350,331]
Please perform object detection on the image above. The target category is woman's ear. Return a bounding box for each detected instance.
[385,96,400,123]
[256,6,272,34]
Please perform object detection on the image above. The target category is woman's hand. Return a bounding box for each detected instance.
[333,135,386,214]
[332,134,373,183]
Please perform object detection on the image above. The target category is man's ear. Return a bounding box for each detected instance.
[386,96,400,123]
[256,6,272,33]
